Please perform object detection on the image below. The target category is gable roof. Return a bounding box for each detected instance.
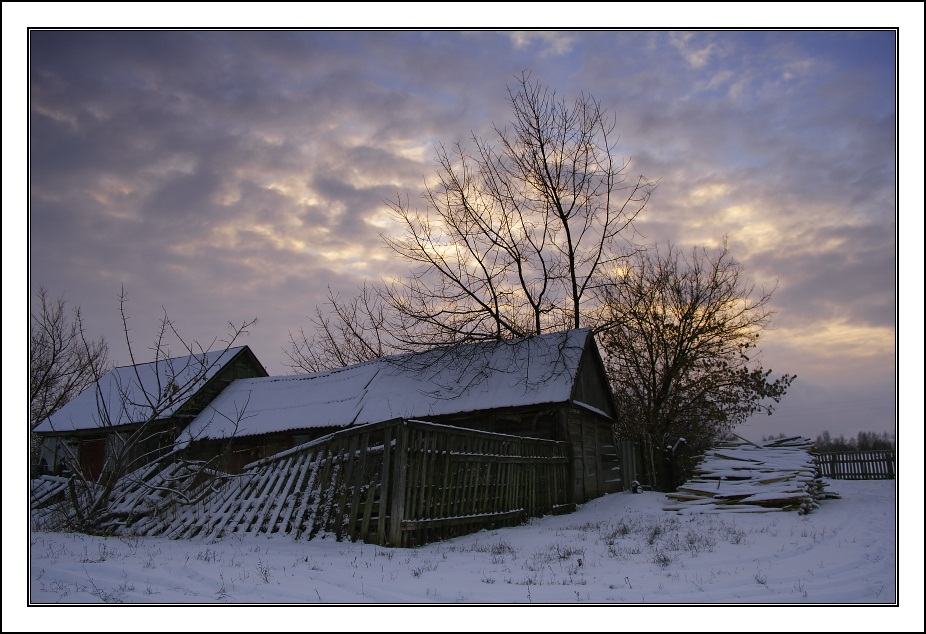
[179,329,598,443]
[33,346,255,433]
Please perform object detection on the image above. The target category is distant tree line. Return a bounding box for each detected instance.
[763,431,896,452]
[812,430,895,452]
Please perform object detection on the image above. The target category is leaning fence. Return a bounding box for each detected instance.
[813,450,895,480]
[89,418,573,547]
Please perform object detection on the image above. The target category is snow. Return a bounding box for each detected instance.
[18,333,919,629]
[572,400,613,419]
[23,480,906,631]
[18,478,917,632]
[32,347,249,433]
[179,330,589,442]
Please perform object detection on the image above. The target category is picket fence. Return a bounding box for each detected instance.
[813,450,895,480]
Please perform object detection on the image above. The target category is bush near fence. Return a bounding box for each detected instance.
[813,450,895,480]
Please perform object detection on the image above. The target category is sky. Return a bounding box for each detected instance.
[5,8,923,446]
[20,479,914,631]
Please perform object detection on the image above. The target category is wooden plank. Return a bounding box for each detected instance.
[309,442,338,537]
[474,437,487,516]
[510,457,521,515]
[388,422,409,547]
[334,434,360,538]
[528,462,536,517]
[426,429,439,520]
[278,446,318,535]
[263,454,302,533]
[208,467,263,537]
[448,453,569,463]
[291,446,325,538]
[375,425,394,546]
[400,508,527,531]
[240,464,283,533]
[408,428,421,522]
[447,446,463,520]
[411,427,426,521]
[346,433,371,541]
[437,432,451,520]
[423,430,439,520]
[358,480,377,543]
[458,442,473,517]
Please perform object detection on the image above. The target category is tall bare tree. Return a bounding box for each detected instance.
[597,239,795,490]
[288,72,657,369]
[382,71,656,345]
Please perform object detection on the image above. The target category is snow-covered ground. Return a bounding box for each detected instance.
[20,479,918,631]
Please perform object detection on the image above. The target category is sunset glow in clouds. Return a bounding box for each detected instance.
[4,3,925,629]
[18,22,905,447]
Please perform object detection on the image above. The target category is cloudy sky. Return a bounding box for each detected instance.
[9,8,920,445]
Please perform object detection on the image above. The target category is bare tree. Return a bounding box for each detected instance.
[382,71,656,346]
[40,288,258,534]
[30,288,111,476]
[285,283,393,373]
[30,287,111,427]
[288,72,657,368]
[597,239,795,490]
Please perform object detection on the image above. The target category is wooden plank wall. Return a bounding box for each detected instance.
[564,408,624,502]
[395,420,572,547]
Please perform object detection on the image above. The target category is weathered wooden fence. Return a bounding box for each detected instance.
[114,418,572,547]
[813,450,895,480]
[31,460,232,533]
[30,475,73,532]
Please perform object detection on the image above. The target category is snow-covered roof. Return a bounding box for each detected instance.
[179,329,593,442]
[33,346,250,433]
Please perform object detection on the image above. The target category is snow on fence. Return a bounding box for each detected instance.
[33,419,573,547]
[813,450,895,480]
[31,459,232,533]
[30,475,73,531]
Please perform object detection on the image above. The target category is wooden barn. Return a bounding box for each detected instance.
[32,345,267,480]
[179,328,630,505]
[32,330,637,547]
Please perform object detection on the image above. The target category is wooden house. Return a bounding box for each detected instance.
[32,345,267,480]
[179,329,631,505]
